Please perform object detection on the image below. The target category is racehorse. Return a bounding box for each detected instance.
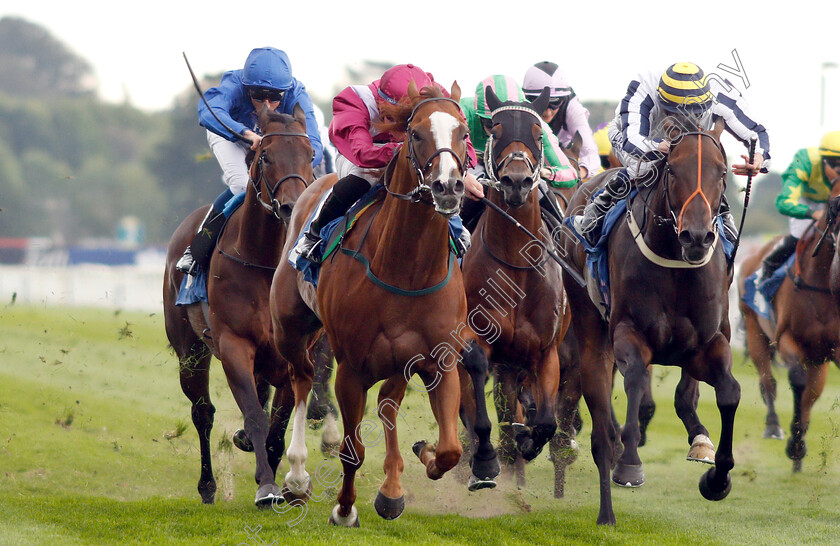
[270,82,498,526]
[740,162,840,470]
[163,105,338,506]
[561,119,739,525]
[460,86,573,492]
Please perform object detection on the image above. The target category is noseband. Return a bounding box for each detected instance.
[251,131,312,220]
[484,105,544,191]
[385,97,466,204]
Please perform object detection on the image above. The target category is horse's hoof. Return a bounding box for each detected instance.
[329,505,359,527]
[611,463,645,487]
[471,453,501,481]
[763,424,785,440]
[793,459,803,473]
[698,468,731,501]
[686,434,716,465]
[412,440,428,459]
[786,437,807,462]
[374,491,405,520]
[198,480,216,504]
[254,483,283,508]
[467,473,497,491]
[321,440,341,456]
[282,475,312,504]
[233,429,254,453]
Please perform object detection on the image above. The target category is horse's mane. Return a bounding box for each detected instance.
[263,109,299,126]
[373,86,446,134]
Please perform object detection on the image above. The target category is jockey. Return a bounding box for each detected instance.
[758,130,840,283]
[294,63,483,263]
[176,47,323,275]
[570,62,770,248]
[522,62,599,181]
[459,74,579,232]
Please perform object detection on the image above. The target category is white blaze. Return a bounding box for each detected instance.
[428,111,460,180]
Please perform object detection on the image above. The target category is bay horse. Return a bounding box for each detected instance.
[163,105,338,506]
[461,86,574,492]
[740,162,840,470]
[270,82,498,526]
[561,120,739,525]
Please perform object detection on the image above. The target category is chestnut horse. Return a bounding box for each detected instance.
[163,106,338,506]
[740,163,840,470]
[562,121,739,525]
[461,86,574,493]
[270,83,497,526]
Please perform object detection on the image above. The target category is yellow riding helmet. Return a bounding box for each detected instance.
[657,62,713,115]
[819,130,840,157]
[593,123,612,156]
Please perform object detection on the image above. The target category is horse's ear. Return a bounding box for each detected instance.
[258,103,271,127]
[531,87,551,115]
[450,81,461,103]
[485,86,502,112]
[825,159,840,186]
[662,117,682,141]
[292,102,306,126]
[407,79,419,100]
[710,117,725,141]
[573,130,583,152]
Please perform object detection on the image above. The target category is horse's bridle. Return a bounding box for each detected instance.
[647,131,727,236]
[384,97,467,205]
[250,131,312,220]
[483,105,544,191]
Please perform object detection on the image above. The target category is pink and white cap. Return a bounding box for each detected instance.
[378,64,435,104]
[522,62,574,99]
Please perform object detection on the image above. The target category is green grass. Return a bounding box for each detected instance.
[1,305,839,545]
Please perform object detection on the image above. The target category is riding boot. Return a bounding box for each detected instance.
[758,233,798,284]
[538,185,564,232]
[719,194,738,245]
[295,174,371,264]
[572,169,632,246]
[176,205,226,275]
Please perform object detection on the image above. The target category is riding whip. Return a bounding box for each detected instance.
[480,197,586,287]
[182,52,252,145]
[731,136,757,259]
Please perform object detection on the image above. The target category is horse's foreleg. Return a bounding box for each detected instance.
[550,340,581,498]
[694,334,740,501]
[744,310,783,438]
[518,348,560,461]
[178,343,216,504]
[675,370,715,464]
[267,380,294,477]
[787,360,829,472]
[638,374,656,447]
[218,335,279,506]
[374,376,408,520]
[611,324,652,488]
[459,341,499,487]
[330,362,365,527]
[307,331,338,425]
[283,348,315,503]
[416,363,463,481]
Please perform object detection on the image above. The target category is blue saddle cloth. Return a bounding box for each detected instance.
[564,189,735,314]
[741,253,795,320]
[288,183,464,288]
[175,193,245,306]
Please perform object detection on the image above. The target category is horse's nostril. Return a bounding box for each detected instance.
[703,231,715,247]
[678,231,693,247]
[454,179,464,193]
[431,180,445,194]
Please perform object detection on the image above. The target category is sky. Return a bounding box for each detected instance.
[4,1,839,174]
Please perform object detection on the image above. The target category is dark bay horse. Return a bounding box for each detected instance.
[740,163,840,470]
[561,121,739,524]
[271,83,497,526]
[461,86,574,493]
[163,105,338,506]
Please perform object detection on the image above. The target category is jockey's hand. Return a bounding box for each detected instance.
[243,130,262,151]
[657,140,671,153]
[464,172,485,200]
[732,154,763,176]
[579,165,590,180]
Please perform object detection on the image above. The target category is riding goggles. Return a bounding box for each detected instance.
[249,87,285,102]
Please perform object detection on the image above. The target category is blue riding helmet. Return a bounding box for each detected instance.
[241,47,294,91]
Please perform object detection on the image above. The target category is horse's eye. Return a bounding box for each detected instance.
[411,130,421,141]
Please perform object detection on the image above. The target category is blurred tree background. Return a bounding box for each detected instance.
[0,16,786,246]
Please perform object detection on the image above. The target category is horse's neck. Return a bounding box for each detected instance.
[230,188,283,255]
[484,189,543,251]
[371,159,450,278]
[631,184,682,258]
[800,218,834,281]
